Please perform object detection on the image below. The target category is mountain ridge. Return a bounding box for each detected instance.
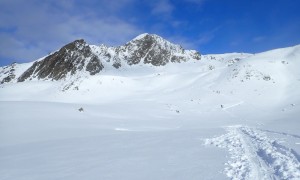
[0,33,201,84]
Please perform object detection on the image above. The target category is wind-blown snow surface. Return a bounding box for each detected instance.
[1,45,300,179]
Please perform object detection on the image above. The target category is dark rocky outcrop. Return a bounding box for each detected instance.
[1,74,16,84]
[119,34,201,66]
[0,63,17,84]
[144,48,171,66]
[18,39,103,82]
[125,34,156,65]
[86,56,103,75]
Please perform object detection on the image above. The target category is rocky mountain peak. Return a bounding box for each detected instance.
[127,33,182,52]
[17,39,103,82]
[114,33,201,66]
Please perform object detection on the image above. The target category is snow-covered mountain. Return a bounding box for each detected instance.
[1,34,300,180]
[0,33,200,85]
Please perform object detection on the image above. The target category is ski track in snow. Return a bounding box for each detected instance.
[222,101,244,110]
[258,128,300,140]
[205,126,300,180]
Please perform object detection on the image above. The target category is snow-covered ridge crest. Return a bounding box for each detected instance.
[0,33,201,84]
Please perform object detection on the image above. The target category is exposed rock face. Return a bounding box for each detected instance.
[0,63,17,84]
[99,33,201,67]
[18,39,103,82]
[124,34,200,66]
[86,56,103,75]
[1,75,15,84]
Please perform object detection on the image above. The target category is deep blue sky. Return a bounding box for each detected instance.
[0,0,300,66]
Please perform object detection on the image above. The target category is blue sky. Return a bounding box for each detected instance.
[0,0,300,66]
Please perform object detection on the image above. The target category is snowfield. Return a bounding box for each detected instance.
[1,45,300,179]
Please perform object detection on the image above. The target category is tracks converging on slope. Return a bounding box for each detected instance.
[205,126,300,180]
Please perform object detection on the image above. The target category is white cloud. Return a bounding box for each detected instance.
[185,0,207,6]
[196,26,221,45]
[252,36,266,43]
[0,0,142,64]
[197,34,214,45]
[167,35,198,50]
[151,0,174,17]
[0,34,48,63]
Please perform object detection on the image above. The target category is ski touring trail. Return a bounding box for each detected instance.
[205,125,300,180]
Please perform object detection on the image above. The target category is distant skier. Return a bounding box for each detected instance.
[78,107,84,112]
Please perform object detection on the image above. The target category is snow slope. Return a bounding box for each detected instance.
[0,45,300,179]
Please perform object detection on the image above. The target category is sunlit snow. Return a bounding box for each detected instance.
[1,45,300,179]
